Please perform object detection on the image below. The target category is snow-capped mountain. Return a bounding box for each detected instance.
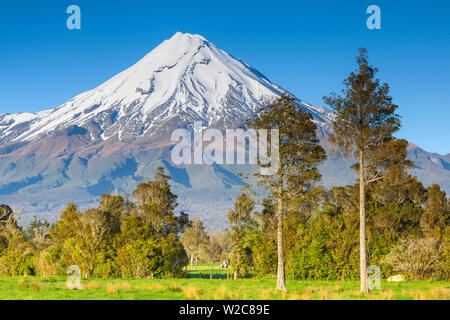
[0,32,332,145]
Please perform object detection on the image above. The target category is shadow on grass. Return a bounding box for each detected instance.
[188,272,229,279]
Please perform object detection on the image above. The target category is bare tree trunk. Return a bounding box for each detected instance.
[276,185,287,292]
[190,252,194,267]
[359,151,369,294]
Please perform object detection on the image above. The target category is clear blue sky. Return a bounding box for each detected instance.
[0,0,449,154]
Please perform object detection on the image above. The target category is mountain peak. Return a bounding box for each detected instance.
[171,31,208,41]
[148,32,210,59]
[0,33,333,145]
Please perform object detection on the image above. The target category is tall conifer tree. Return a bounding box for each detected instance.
[248,96,326,291]
[324,48,409,293]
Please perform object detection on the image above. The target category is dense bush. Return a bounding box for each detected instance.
[228,176,449,281]
[0,167,189,278]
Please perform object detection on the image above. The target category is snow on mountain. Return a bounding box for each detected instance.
[0,32,333,145]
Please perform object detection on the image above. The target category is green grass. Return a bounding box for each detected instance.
[184,263,240,279]
[0,264,448,300]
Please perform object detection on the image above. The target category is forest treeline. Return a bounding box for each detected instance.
[0,165,448,281]
[223,178,448,281]
[0,168,190,278]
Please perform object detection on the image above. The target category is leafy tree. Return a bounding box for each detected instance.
[181,218,209,266]
[117,214,187,278]
[133,167,187,236]
[116,215,153,277]
[287,188,360,280]
[370,168,427,206]
[125,167,189,277]
[176,211,190,235]
[251,198,277,276]
[284,179,427,281]
[254,198,277,238]
[200,231,225,264]
[248,95,326,291]
[0,206,35,276]
[50,205,119,277]
[45,173,190,279]
[0,205,13,223]
[210,230,232,263]
[49,203,81,245]
[443,226,450,280]
[227,192,255,279]
[99,193,130,231]
[99,193,127,213]
[324,48,410,293]
[25,217,51,250]
[157,233,188,278]
[421,184,449,240]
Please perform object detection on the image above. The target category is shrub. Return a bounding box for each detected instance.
[382,237,445,280]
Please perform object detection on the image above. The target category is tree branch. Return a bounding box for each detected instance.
[365,176,384,184]
[365,170,384,184]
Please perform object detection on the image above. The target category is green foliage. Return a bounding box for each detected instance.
[421,185,449,240]
[0,207,36,276]
[200,231,230,264]
[181,218,209,266]
[323,48,412,293]
[285,204,359,281]
[251,235,277,276]
[247,95,326,291]
[324,48,401,158]
[25,217,51,250]
[132,167,185,236]
[0,167,189,279]
[227,192,255,279]
[249,198,277,276]
[235,174,449,281]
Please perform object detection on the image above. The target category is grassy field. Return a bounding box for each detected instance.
[0,264,448,300]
